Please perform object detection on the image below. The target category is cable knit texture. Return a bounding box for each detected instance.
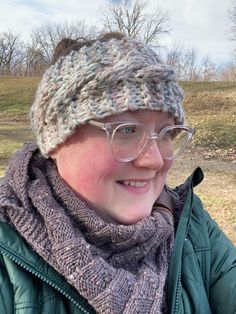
[0,143,174,313]
[30,36,184,157]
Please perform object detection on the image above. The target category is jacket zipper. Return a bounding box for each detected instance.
[0,247,92,314]
[174,272,181,314]
[173,188,194,314]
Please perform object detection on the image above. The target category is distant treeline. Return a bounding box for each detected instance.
[0,0,236,81]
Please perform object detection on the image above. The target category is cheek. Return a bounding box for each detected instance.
[163,159,174,172]
[82,157,118,184]
[73,146,121,193]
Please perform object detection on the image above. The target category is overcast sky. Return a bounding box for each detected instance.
[0,0,235,65]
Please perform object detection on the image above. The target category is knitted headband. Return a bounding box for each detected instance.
[31,34,185,157]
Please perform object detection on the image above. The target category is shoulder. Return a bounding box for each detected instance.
[189,193,235,252]
[171,167,236,269]
[0,222,95,314]
[0,222,75,313]
[190,195,236,312]
[172,167,235,250]
[0,222,17,314]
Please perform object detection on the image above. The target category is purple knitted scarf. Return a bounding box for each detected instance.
[0,143,174,313]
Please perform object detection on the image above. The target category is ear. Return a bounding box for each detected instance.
[49,146,59,160]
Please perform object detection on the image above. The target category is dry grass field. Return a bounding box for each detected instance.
[0,77,236,244]
[170,82,236,243]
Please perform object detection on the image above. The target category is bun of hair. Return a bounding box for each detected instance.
[51,32,125,64]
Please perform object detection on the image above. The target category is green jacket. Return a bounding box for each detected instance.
[0,168,235,314]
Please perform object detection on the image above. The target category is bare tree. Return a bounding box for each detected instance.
[229,0,236,41]
[30,20,99,65]
[199,56,217,81]
[219,62,236,81]
[166,42,218,81]
[0,31,24,75]
[166,41,184,79]
[182,47,198,81]
[23,40,47,76]
[102,0,170,46]
[228,0,236,61]
[0,21,100,76]
[166,42,199,80]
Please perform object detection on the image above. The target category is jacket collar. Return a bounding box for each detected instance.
[186,167,204,188]
[167,167,204,313]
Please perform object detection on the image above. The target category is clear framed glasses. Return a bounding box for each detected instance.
[89,120,195,162]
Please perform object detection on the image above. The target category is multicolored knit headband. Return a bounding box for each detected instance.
[31,34,185,157]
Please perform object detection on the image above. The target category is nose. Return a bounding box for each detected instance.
[133,139,164,170]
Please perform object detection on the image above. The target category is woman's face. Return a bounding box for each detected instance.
[52,110,175,225]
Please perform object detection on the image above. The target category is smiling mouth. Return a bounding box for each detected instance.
[117,180,148,187]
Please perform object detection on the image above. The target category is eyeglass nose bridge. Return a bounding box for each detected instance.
[148,132,162,141]
[142,132,163,153]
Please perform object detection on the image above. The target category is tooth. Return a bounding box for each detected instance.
[121,180,147,187]
[123,180,130,186]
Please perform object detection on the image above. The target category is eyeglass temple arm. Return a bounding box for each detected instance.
[88,120,106,130]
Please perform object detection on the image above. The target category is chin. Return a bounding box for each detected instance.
[115,207,153,225]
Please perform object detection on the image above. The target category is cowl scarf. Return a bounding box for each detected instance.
[0,143,174,313]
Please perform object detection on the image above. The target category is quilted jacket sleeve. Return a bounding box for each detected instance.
[207,214,236,313]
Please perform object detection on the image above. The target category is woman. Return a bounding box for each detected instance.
[0,32,235,314]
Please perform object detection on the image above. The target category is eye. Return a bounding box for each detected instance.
[163,128,179,140]
[117,124,138,135]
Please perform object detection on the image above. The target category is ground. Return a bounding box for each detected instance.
[168,147,236,244]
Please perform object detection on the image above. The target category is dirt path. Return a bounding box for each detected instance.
[168,147,236,201]
[168,148,236,244]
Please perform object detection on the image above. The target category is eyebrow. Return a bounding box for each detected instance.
[102,119,176,131]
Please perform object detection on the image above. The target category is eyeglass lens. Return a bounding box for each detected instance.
[111,124,190,161]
